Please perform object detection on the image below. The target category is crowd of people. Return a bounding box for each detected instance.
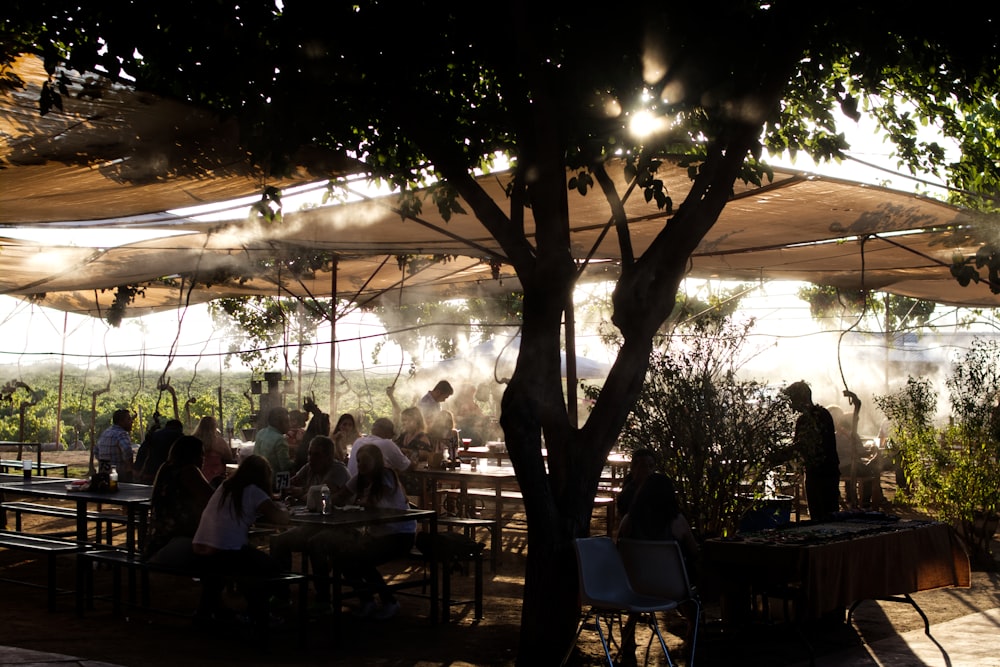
[92,378,485,625]
[93,374,884,645]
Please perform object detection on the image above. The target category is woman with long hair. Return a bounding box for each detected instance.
[332,412,362,461]
[145,435,214,565]
[192,455,289,623]
[318,444,415,620]
[193,415,233,486]
[394,407,432,464]
[427,409,459,460]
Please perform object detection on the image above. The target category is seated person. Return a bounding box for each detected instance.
[616,448,657,520]
[269,436,350,604]
[193,415,233,488]
[427,409,460,461]
[331,412,361,462]
[192,455,290,624]
[617,472,699,664]
[144,435,214,566]
[134,419,184,485]
[309,444,416,620]
[452,383,487,446]
[394,407,432,465]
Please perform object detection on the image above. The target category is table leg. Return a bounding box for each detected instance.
[75,501,88,616]
[429,513,439,624]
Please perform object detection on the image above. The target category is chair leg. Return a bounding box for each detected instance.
[646,614,674,667]
[594,614,616,667]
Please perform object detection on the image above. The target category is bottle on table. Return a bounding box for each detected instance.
[22,458,32,481]
[321,484,331,514]
[109,465,119,492]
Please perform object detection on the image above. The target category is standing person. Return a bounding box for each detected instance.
[192,455,290,624]
[95,408,136,483]
[418,380,454,424]
[145,435,214,566]
[285,410,308,464]
[193,416,233,487]
[134,418,184,485]
[253,407,294,482]
[320,443,416,620]
[295,397,331,472]
[828,405,862,507]
[348,418,413,476]
[779,380,840,522]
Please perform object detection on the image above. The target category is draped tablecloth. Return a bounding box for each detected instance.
[704,519,971,621]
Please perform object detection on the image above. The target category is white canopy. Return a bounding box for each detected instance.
[2,54,997,316]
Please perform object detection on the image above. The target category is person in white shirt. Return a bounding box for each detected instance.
[192,455,289,624]
[347,417,413,475]
[310,443,415,620]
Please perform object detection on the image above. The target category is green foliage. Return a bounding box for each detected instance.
[365,291,524,367]
[797,285,868,320]
[614,316,795,538]
[210,296,328,374]
[875,341,1000,566]
[946,337,1000,439]
[797,285,937,331]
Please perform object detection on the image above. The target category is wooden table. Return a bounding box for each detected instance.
[704,519,971,625]
[409,464,519,562]
[288,506,439,624]
[0,478,153,614]
[0,480,152,554]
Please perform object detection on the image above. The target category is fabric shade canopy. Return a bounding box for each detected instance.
[2,55,997,317]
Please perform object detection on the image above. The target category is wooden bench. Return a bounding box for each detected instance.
[79,547,309,645]
[409,530,484,622]
[2,501,126,545]
[438,516,499,571]
[0,460,70,477]
[461,488,617,536]
[0,529,81,610]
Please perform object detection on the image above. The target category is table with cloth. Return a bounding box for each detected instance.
[704,517,971,624]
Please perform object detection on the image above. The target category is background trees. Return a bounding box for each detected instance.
[5,3,1000,661]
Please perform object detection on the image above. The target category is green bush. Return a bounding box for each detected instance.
[615,317,795,538]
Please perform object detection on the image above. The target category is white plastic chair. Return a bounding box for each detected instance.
[619,539,701,667]
[565,536,679,667]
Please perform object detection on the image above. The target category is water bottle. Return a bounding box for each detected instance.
[320,484,331,514]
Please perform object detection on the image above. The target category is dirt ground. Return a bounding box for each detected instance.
[1,451,999,666]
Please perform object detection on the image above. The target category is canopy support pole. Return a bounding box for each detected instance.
[329,257,338,418]
[55,311,67,448]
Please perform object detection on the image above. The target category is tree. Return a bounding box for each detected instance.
[5,3,1000,661]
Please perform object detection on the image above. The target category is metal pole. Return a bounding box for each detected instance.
[329,256,338,418]
[55,311,67,449]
